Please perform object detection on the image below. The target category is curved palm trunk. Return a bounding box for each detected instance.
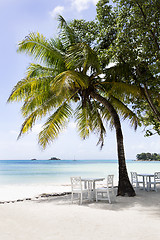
[91,91,135,196]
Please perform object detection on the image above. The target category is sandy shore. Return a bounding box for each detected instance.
[0,183,71,202]
[0,188,160,240]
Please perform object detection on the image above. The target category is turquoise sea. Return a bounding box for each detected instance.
[0,159,160,201]
[1,159,160,186]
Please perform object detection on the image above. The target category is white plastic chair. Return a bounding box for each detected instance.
[95,175,115,204]
[70,177,90,204]
[130,172,144,190]
[147,172,160,192]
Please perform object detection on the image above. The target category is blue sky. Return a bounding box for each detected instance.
[0,0,160,160]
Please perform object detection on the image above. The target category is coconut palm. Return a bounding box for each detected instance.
[8,17,141,196]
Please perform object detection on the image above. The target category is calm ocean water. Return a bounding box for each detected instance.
[1,159,160,186]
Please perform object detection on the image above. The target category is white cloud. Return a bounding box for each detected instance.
[50,6,64,19]
[71,0,98,12]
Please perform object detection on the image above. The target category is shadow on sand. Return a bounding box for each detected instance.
[34,187,160,219]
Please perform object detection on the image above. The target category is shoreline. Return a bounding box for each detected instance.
[0,191,71,205]
[0,183,71,202]
[0,181,113,202]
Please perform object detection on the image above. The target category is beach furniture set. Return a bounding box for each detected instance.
[70,175,115,204]
[70,171,160,204]
[130,172,160,191]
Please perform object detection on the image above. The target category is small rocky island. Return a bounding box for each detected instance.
[49,157,61,160]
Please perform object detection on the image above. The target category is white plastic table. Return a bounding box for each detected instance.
[137,173,154,191]
[81,177,105,200]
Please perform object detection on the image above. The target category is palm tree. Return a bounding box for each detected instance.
[8,17,141,196]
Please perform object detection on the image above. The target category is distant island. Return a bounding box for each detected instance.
[30,157,61,161]
[136,153,160,161]
[49,157,61,160]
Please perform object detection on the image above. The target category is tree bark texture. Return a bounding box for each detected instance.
[90,91,135,196]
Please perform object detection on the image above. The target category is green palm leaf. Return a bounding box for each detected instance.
[38,102,72,148]
[75,103,92,139]
[51,70,89,96]
[8,75,54,102]
[104,63,132,81]
[26,63,55,78]
[66,43,101,74]
[18,109,42,139]
[17,92,69,140]
[17,32,65,67]
[90,101,107,148]
[100,81,142,100]
[58,15,78,47]
[21,90,63,117]
[75,100,106,148]
[110,96,141,130]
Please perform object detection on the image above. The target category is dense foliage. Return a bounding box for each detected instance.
[136,152,160,161]
[70,0,160,136]
[111,0,160,137]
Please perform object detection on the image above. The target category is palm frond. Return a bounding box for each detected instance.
[110,96,141,130]
[99,81,142,101]
[18,109,42,139]
[92,100,116,133]
[90,100,106,148]
[18,93,65,137]
[66,43,101,74]
[17,89,68,139]
[26,63,55,78]
[58,15,78,46]
[21,90,64,117]
[104,62,132,81]
[75,100,106,148]
[38,102,72,148]
[7,75,54,103]
[111,82,142,98]
[74,103,91,139]
[51,70,89,96]
[17,32,65,67]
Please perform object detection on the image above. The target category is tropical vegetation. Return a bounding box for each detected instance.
[70,0,160,136]
[111,0,160,137]
[136,153,160,161]
[7,15,143,196]
[8,0,160,196]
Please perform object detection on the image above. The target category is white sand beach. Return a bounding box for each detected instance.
[0,183,71,202]
[1,188,160,240]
